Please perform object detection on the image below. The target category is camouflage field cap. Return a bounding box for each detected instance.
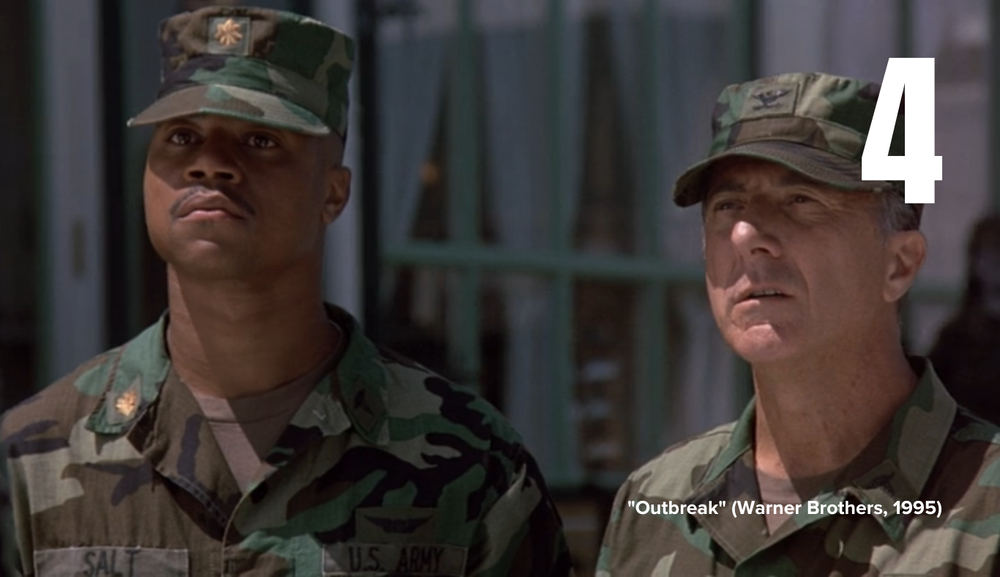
[673,72,915,218]
[129,6,354,137]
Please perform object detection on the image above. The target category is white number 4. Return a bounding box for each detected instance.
[862,58,942,204]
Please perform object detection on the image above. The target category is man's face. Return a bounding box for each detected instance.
[144,114,350,280]
[702,157,904,364]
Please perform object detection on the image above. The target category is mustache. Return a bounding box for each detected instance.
[742,267,797,286]
[168,185,255,218]
[726,267,799,297]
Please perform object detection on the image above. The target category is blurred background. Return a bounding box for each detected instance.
[1,0,997,573]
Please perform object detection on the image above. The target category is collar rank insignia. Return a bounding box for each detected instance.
[115,390,138,418]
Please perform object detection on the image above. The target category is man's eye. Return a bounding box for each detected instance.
[712,200,737,212]
[247,134,278,149]
[791,194,814,204]
[167,130,197,145]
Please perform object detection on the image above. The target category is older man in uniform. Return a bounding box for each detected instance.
[597,72,1000,575]
[0,7,569,576]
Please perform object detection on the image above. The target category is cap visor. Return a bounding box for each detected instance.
[128,84,330,136]
[672,141,893,207]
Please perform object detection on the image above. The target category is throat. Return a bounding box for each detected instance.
[166,312,344,399]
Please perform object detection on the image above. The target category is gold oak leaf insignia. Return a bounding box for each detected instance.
[215,18,243,47]
[116,390,138,417]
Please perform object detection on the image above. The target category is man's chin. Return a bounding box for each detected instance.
[162,245,255,281]
[170,260,252,282]
[725,325,800,364]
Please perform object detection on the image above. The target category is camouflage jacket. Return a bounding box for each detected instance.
[597,359,1000,576]
[0,306,570,576]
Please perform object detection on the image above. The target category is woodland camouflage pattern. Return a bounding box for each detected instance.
[0,306,570,576]
[597,359,1000,576]
[672,71,913,219]
[129,6,353,137]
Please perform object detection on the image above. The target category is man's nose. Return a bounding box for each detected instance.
[185,138,242,183]
[730,211,783,259]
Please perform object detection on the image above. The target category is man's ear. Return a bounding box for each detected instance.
[883,230,926,303]
[322,166,351,224]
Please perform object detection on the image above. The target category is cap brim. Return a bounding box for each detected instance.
[672,141,894,207]
[127,84,331,136]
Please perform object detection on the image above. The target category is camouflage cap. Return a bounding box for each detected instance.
[673,72,918,221]
[128,6,354,137]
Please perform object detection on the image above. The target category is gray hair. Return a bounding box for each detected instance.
[874,187,921,238]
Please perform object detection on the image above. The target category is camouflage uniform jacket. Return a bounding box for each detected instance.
[597,358,1000,576]
[0,306,570,576]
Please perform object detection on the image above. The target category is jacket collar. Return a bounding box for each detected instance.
[83,304,390,446]
[691,357,956,545]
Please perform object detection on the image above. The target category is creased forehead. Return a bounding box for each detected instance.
[702,158,879,210]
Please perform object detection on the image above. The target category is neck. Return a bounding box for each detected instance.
[164,264,340,399]
[751,333,917,480]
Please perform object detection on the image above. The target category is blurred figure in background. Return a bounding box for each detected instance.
[929,214,1000,424]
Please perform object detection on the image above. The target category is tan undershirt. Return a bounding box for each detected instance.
[756,470,827,534]
[188,323,346,491]
[756,425,892,534]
